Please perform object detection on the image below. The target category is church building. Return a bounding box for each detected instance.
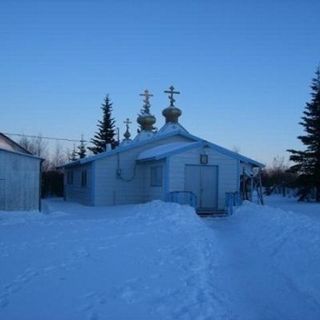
[61,87,263,213]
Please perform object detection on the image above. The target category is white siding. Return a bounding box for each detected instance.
[142,160,165,202]
[168,147,238,209]
[0,150,41,211]
[64,163,93,205]
[94,135,190,206]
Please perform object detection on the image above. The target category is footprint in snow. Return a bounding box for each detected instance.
[0,268,40,309]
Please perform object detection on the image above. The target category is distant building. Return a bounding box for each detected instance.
[0,133,42,211]
[61,87,264,213]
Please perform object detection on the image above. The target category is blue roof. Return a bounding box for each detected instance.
[62,129,264,168]
[137,140,264,167]
[137,142,202,161]
[62,129,195,168]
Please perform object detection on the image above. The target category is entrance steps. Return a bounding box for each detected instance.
[196,209,227,217]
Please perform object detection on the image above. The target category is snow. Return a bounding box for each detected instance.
[137,142,195,161]
[133,130,155,142]
[265,194,320,217]
[1,197,320,319]
[157,122,189,135]
[207,197,320,319]
[0,200,212,320]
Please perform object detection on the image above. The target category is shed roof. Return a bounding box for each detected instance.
[0,133,43,160]
[0,133,32,154]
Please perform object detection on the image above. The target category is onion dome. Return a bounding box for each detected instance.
[123,118,132,140]
[137,89,156,132]
[162,86,182,123]
[137,114,156,131]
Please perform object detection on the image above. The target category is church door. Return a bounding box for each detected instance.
[185,165,218,209]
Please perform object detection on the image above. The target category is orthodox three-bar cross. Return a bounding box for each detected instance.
[124,118,132,130]
[164,86,180,107]
[139,89,153,114]
[123,118,132,139]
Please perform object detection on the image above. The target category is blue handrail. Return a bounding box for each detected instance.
[225,192,242,215]
[167,191,197,208]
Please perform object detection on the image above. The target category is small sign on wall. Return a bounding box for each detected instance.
[200,154,208,164]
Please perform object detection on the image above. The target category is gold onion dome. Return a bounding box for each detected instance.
[162,105,182,123]
[137,89,156,131]
[123,118,132,140]
[163,86,182,123]
[137,113,156,131]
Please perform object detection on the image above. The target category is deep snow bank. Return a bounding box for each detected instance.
[0,200,214,320]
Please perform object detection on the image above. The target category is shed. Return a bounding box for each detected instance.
[0,133,42,211]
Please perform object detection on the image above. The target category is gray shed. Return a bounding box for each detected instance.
[0,133,42,211]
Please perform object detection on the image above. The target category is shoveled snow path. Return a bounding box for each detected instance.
[205,212,320,320]
[205,221,320,320]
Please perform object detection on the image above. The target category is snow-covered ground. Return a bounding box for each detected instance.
[265,194,320,217]
[206,196,320,319]
[0,196,320,320]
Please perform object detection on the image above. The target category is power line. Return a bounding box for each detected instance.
[4,132,88,143]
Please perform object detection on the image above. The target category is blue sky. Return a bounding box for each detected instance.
[1,0,319,165]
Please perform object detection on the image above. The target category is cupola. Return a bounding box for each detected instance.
[136,89,156,132]
[162,86,182,123]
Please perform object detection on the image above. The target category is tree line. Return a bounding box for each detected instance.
[19,94,118,163]
[65,94,118,160]
[18,94,118,197]
[263,66,320,202]
[18,66,320,202]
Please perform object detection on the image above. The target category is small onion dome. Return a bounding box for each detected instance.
[137,114,156,131]
[123,118,132,141]
[123,128,131,140]
[162,106,182,123]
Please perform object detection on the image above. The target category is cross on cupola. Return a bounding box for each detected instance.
[137,89,156,132]
[123,118,132,140]
[139,89,153,114]
[164,85,180,107]
[124,118,132,127]
[162,85,182,124]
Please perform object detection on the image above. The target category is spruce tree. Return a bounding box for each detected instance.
[69,145,78,161]
[88,95,117,154]
[287,67,320,201]
[77,135,87,159]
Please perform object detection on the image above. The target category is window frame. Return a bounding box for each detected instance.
[81,170,87,187]
[150,165,163,187]
[67,171,73,185]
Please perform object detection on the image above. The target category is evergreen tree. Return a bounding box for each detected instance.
[287,67,320,201]
[77,135,87,159]
[88,95,117,154]
[69,145,77,161]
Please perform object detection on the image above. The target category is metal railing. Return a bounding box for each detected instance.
[167,191,197,208]
[225,192,242,215]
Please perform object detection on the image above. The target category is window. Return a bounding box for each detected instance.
[81,170,87,187]
[67,171,73,185]
[150,166,163,187]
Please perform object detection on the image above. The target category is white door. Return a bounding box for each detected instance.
[185,165,218,209]
[185,165,201,206]
[0,179,5,210]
